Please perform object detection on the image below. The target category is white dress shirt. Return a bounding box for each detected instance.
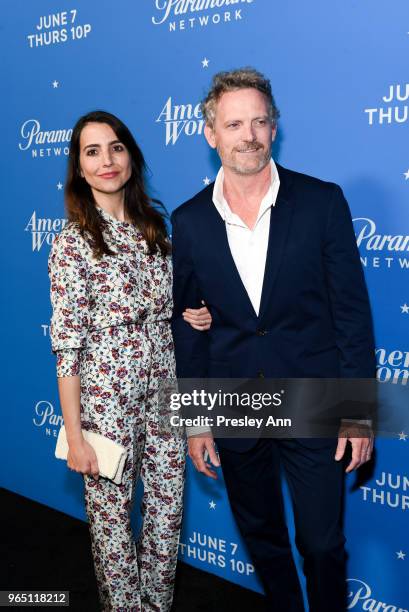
[212,159,280,315]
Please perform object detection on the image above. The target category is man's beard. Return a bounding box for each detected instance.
[218,141,271,176]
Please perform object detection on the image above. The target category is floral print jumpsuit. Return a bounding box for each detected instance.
[48,207,185,612]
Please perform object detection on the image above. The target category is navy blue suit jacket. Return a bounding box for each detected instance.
[171,164,375,447]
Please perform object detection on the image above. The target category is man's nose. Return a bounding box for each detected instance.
[242,122,256,142]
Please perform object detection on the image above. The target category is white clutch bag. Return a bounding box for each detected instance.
[55,426,128,485]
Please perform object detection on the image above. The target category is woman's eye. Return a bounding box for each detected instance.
[86,149,98,156]
[113,144,124,152]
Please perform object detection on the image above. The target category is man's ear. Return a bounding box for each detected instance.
[204,124,217,149]
[271,125,277,143]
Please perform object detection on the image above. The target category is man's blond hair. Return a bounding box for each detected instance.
[201,67,280,128]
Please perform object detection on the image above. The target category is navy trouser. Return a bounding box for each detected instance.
[217,438,346,612]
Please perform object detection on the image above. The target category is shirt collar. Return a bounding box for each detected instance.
[212,159,280,226]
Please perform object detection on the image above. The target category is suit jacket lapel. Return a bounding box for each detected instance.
[258,164,294,321]
[205,199,258,319]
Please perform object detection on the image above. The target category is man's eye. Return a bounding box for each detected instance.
[228,123,239,128]
[256,120,267,126]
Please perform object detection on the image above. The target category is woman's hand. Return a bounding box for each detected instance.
[183,301,212,331]
[67,438,99,479]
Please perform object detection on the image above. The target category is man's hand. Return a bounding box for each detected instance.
[335,421,374,473]
[188,433,220,479]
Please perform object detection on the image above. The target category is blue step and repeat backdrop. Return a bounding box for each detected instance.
[1,1,409,609]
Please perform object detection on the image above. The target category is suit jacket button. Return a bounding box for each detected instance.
[256,329,267,336]
[258,370,265,378]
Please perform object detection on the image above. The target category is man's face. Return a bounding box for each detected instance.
[204,88,276,176]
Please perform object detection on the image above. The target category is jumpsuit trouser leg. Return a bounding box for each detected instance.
[81,323,185,612]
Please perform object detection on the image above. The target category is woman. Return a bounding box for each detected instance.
[48,110,211,611]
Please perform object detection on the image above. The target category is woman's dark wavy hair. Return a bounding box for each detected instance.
[65,110,170,258]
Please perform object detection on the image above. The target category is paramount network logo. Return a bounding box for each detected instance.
[347,578,407,610]
[25,211,67,251]
[354,218,409,252]
[152,0,255,32]
[18,119,72,158]
[156,97,204,145]
[353,217,409,270]
[33,400,63,438]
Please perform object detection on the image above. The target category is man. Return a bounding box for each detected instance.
[171,68,375,611]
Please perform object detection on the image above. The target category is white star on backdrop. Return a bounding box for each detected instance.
[202,58,210,68]
[209,500,216,510]
[398,431,408,441]
[401,303,409,313]
[404,170,409,180]
[396,550,406,560]
[203,177,211,186]
[52,80,59,88]
[57,182,63,190]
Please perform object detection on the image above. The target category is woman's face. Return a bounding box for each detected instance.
[78,122,132,198]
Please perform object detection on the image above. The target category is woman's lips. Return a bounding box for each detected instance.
[99,172,120,179]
